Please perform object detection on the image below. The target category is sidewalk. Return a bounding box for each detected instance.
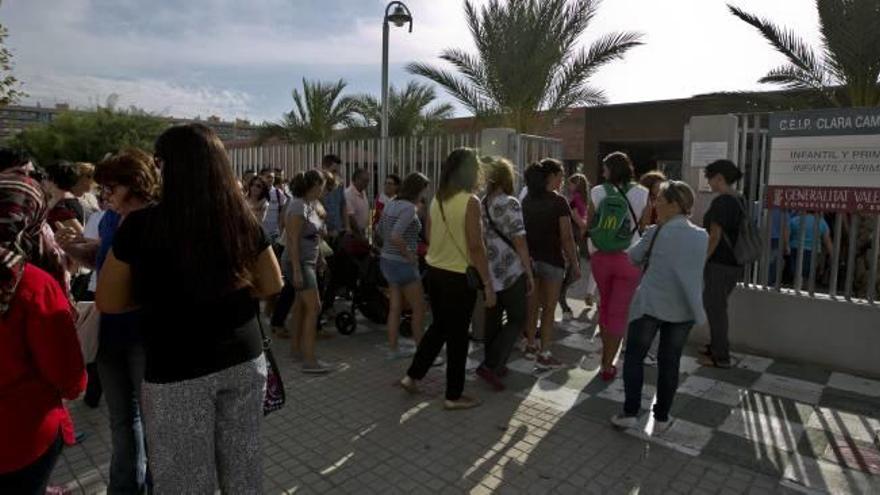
[51,299,880,494]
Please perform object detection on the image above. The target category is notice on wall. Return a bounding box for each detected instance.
[767,108,880,213]
[690,141,730,192]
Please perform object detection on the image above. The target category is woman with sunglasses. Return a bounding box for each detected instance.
[611,181,708,432]
[245,175,270,227]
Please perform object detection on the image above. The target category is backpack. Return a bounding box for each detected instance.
[724,195,763,265]
[589,183,638,252]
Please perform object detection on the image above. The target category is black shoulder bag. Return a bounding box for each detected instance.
[255,306,286,415]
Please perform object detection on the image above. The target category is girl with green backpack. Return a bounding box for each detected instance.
[589,152,649,381]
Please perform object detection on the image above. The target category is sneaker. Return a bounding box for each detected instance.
[651,416,673,435]
[301,362,331,374]
[386,348,416,360]
[644,352,657,367]
[444,395,481,410]
[610,414,639,430]
[524,344,540,360]
[536,351,564,370]
[476,365,505,391]
[398,376,420,394]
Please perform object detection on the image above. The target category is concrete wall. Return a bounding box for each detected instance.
[690,287,880,378]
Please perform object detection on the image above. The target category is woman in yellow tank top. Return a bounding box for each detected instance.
[399,148,495,410]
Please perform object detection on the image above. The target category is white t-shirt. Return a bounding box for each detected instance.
[589,183,649,249]
[263,187,288,239]
[83,209,106,292]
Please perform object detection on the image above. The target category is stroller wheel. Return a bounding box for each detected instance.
[400,316,413,338]
[336,312,357,335]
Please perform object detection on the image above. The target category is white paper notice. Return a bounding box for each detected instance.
[690,141,730,168]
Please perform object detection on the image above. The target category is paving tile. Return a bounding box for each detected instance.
[765,360,832,385]
[751,373,824,405]
[782,454,880,494]
[571,396,625,423]
[557,333,600,353]
[644,419,714,457]
[731,353,775,373]
[819,387,880,417]
[670,395,736,428]
[739,390,818,426]
[703,431,793,477]
[828,372,880,398]
[806,407,880,445]
[596,377,656,406]
[821,437,880,475]
[515,379,588,413]
[719,407,807,453]
[677,375,746,407]
[693,366,762,388]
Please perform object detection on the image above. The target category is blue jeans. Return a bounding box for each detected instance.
[623,316,693,421]
[97,343,147,494]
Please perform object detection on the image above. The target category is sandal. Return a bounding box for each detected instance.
[697,354,731,369]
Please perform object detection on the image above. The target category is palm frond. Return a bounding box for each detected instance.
[406,62,493,114]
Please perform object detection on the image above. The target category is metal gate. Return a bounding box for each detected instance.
[733,113,880,304]
[228,131,563,198]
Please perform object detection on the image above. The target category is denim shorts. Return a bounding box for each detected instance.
[380,257,420,287]
[284,261,318,291]
[533,260,566,282]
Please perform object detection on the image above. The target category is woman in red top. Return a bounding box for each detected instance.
[0,170,86,494]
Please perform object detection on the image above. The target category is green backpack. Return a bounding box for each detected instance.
[589,183,638,252]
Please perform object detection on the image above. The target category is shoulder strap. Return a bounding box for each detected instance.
[613,183,641,235]
[483,196,515,250]
[642,223,664,273]
[438,197,470,262]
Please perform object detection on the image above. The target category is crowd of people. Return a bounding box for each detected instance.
[0,129,759,492]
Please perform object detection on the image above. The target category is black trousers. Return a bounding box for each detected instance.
[407,267,476,400]
[703,262,741,364]
[0,431,63,495]
[483,274,528,371]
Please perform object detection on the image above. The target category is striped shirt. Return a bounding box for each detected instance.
[378,199,421,263]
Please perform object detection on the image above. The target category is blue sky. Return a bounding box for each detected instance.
[3,0,820,124]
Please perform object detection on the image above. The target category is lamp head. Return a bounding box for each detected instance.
[387,4,412,27]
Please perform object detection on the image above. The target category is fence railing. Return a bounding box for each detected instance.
[734,113,880,305]
[228,131,564,198]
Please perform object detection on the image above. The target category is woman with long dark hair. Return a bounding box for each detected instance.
[283,170,330,374]
[96,124,283,493]
[0,170,86,495]
[590,152,649,381]
[399,148,494,410]
[522,159,580,369]
[245,175,270,227]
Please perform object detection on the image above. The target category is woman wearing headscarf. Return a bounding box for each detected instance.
[0,170,86,494]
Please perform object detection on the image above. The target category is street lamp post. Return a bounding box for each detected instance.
[380,1,413,183]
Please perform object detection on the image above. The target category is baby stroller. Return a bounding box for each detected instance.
[333,234,390,335]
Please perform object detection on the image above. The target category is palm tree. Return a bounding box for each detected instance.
[729,0,880,297]
[407,0,643,133]
[258,79,358,143]
[728,1,880,107]
[349,81,455,137]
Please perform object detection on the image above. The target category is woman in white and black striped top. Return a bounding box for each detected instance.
[378,172,430,360]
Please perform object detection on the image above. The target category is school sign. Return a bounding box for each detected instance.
[767,107,880,213]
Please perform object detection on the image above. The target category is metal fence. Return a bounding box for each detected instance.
[228,131,563,198]
[734,113,880,304]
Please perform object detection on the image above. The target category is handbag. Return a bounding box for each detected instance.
[255,307,285,415]
[438,199,484,290]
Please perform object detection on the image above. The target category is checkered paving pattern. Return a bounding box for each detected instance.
[49,300,880,494]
